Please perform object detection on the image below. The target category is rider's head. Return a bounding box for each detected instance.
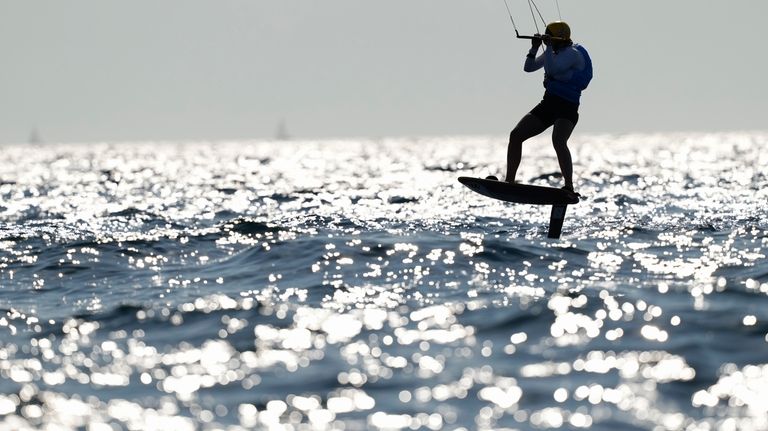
[544,21,572,49]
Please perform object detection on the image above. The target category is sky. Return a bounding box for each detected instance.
[1,0,767,143]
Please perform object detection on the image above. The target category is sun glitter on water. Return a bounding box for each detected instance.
[1,132,768,430]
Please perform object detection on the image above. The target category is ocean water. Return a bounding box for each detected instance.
[1,132,767,431]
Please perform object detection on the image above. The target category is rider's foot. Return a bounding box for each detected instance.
[561,185,580,196]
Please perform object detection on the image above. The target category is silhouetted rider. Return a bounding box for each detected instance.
[504,21,593,194]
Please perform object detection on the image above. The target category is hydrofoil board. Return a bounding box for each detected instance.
[458,176,579,205]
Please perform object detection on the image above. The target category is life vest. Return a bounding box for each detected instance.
[544,44,593,104]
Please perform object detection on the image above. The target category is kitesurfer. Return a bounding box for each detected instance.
[504,21,592,194]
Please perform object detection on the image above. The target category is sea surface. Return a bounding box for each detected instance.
[1,133,767,431]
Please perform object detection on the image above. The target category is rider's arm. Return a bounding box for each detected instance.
[524,48,544,72]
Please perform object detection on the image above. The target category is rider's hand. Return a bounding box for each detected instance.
[531,35,543,49]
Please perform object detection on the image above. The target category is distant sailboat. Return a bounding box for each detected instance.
[28,127,43,144]
[275,119,290,141]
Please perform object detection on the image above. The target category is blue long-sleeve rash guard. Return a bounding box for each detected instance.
[524,44,591,104]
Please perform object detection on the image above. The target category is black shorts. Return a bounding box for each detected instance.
[529,92,579,126]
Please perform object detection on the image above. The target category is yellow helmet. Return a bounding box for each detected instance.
[545,21,571,42]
